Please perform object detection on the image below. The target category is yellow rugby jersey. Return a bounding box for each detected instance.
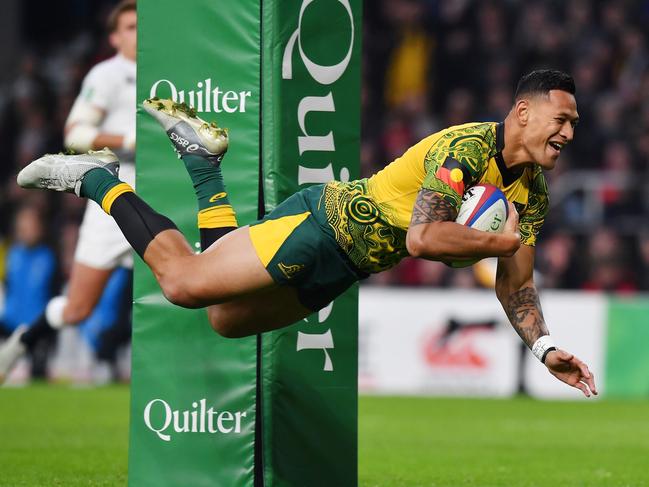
[323,122,549,273]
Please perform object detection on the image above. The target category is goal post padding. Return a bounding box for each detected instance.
[260,1,361,486]
[130,1,360,485]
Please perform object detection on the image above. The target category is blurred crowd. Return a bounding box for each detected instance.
[0,0,648,300]
[362,0,649,291]
[0,1,122,299]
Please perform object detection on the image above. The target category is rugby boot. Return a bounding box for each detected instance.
[0,324,28,384]
[17,148,120,196]
[143,97,228,166]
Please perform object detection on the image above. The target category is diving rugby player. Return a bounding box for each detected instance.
[13,69,597,397]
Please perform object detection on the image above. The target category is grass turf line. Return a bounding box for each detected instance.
[1,388,648,486]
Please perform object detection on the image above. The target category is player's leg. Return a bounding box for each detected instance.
[95,271,133,381]
[16,150,275,309]
[62,263,114,323]
[142,225,275,308]
[17,264,112,351]
[206,286,312,338]
[141,98,290,312]
[202,183,365,337]
[142,100,313,331]
[142,98,237,251]
[0,263,114,383]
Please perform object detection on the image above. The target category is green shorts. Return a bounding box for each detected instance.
[249,184,367,311]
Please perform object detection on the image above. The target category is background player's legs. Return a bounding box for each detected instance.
[95,270,132,373]
[19,263,113,352]
[62,263,113,323]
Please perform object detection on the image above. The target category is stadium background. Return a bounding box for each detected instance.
[1,0,649,486]
[1,0,649,293]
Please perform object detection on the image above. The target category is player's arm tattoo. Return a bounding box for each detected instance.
[410,189,458,226]
[505,286,549,349]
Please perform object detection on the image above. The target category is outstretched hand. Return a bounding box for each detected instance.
[544,349,598,397]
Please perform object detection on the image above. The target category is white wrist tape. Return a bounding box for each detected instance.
[531,335,557,363]
[45,295,68,329]
[65,124,99,153]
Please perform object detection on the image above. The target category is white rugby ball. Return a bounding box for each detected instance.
[449,184,509,268]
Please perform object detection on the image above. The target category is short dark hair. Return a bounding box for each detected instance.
[107,0,136,33]
[514,69,575,100]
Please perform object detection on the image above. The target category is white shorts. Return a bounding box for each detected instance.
[74,163,135,270]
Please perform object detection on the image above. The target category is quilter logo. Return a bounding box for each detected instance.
[283,0,357,372]
[422,319,497,369]
[149,78,252,113]
[143,398,248,442]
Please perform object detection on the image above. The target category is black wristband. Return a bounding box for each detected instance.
[541,346,557,364]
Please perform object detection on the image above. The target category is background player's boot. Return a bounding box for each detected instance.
[0,324,28,384]
[17,149,120,196]
[143,97,228,165]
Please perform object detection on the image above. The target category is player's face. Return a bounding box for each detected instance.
[522,90,579,170]
[111,10,137,61]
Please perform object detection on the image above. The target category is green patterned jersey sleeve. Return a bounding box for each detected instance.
[519,168,549,246]
[421,126,492,208]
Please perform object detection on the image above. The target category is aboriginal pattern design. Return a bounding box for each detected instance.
[323,180,409,273]
[518,166,549,246]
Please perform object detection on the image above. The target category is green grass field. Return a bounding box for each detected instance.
[1,386,648,486]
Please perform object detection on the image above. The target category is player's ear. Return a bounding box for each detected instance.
[514,99,529,126]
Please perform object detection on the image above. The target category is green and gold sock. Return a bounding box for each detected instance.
[181,155,231,210]
[79,168,134,214]
[181,154,238,251]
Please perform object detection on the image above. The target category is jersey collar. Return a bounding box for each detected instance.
[494,121,523,187]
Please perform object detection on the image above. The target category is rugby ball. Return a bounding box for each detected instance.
[448,184,509,268]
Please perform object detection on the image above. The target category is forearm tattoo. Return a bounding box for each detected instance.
[505,286,549,349]
[410,189,458,226]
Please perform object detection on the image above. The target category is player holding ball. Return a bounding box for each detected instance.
[11,69,597,397]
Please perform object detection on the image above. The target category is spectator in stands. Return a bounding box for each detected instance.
[581,228,637,293]
[0,205,58,378]
[535,232,578,289]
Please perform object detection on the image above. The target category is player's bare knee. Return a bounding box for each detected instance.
[160,279,201,309]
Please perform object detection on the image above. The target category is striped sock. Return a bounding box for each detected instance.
[79,168,134,214]
[181,155,238,251]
